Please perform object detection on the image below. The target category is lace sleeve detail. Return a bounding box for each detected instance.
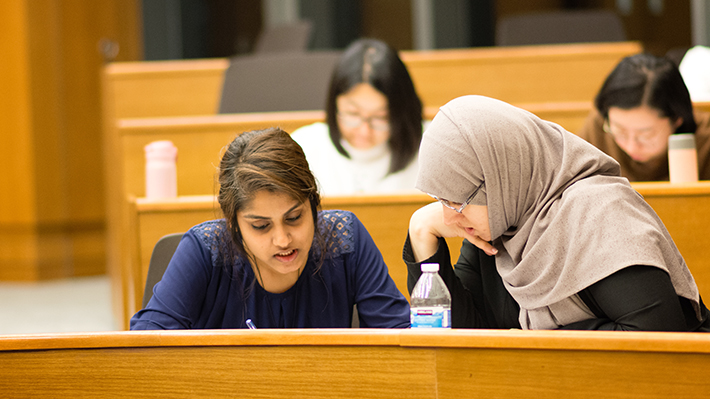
[191,219,232,268]
[318,210,356,258]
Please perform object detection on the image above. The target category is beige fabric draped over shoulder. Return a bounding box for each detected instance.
[417,95,701,330]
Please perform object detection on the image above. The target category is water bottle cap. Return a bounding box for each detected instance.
[668,133,696,150]
[421,263,439,272]
[145,140,178,160]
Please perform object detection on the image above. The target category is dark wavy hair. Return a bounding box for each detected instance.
[594,53,697,133]
[217,127,326,271]
[326,38,423,174]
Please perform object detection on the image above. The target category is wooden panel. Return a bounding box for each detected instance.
[634,181,710,299]
[0,341,434,398]
[0,1,34,225]
[436,348,709,398]
[400,41,642,108]
[2,330,710,398]
[104,59,229,119]
[0,0,140,281]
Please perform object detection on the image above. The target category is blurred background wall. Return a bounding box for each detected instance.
[1,0,707,281]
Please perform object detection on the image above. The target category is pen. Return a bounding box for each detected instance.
[245,319,257,329]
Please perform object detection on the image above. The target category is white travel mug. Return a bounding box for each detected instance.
[145,140,178,199]
[668,133,698,183]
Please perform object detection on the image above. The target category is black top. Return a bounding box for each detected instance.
[404,236,710,331]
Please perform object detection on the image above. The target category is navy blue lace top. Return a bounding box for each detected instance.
[130,210,410,329]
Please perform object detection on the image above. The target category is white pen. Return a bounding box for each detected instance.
[245,319,257,329]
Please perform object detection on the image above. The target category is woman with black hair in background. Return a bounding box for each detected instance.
[577,53,710,181]
[292,38,423,195]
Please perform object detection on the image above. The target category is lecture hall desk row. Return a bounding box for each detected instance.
[124,181,710,329]
[112,104,710,328]
[2,329,710,398]
[117,101,710,204]
[104,41,643,327]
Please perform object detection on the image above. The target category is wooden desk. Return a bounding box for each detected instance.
[2,329,709,398]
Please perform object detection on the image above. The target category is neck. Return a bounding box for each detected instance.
[251,262,302,294]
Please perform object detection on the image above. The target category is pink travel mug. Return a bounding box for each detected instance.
[668,133,698,183]
[144,140,178,199]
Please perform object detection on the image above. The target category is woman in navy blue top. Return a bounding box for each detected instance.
[131,128,410,329]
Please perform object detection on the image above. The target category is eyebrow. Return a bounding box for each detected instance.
[242,202,302,220]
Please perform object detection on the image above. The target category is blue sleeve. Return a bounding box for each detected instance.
[347,214,411,328]
[130,231,212,330]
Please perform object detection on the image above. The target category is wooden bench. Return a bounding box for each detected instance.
[126,193,464,324]
[2,329,710,397]
[102,41,642,121]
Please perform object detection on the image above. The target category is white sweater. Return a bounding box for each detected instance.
[291,122,419,197]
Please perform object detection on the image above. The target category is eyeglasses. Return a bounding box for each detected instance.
[337,112,390,132]
[428,182,484,214]
[603,120,665,147]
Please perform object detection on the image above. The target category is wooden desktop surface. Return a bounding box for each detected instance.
[2,329,710,398]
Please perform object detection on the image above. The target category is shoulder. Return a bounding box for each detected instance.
[317,210,363,257]
[188,219,229,244]
[186,219,234,265]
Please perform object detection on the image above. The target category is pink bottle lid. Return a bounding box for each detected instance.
[144,140,178,160]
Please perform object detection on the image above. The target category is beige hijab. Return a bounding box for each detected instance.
[417,95,701,329]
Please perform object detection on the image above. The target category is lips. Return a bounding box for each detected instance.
[274,249,298,262]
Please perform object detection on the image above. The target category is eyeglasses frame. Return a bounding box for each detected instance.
[428,182,484,214]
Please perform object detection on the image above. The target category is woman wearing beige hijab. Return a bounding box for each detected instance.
[406,95,710,331]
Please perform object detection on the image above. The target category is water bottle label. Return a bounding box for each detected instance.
[410,306,451,328]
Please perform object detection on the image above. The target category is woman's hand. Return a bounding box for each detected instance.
[409,202,497,262]
[409,202,462,262]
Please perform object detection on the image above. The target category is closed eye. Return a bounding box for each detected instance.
[286,213,302,223]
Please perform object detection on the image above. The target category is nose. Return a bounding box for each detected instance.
[355,120,375,135]
[620,139,644,160]
[442,206,460,225]
[272,225,291,248]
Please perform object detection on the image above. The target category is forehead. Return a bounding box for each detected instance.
[607,106,667,127]
[336,83,388,111]
[239,190,304,218]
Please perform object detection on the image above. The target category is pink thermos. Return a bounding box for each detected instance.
[144,140,178,199]
[668,133,699,183]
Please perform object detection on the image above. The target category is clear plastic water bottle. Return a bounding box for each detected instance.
[410,263,451,328]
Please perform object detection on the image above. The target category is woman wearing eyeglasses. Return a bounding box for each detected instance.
[291,39,423,196]
[577,53,710,182]
[405,95,710,331]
